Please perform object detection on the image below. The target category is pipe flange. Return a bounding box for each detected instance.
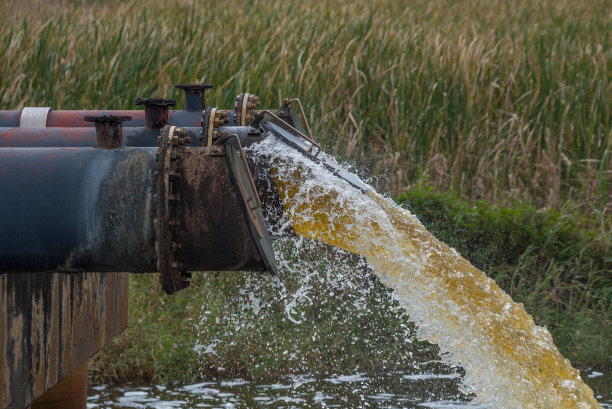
[234,93,260,126]
[155,125,191,294]
[175,84,213,112]
[134,98,177,107]
[202,108,229,146]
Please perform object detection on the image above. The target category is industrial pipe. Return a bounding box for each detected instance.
[0,84,216,128]
[0,109,205,128]
[0,87,293,409]
[0,126,261,148]
[0,140,275,279]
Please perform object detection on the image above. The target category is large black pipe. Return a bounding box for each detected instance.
[0,146,270,274]
[0,148,157,272]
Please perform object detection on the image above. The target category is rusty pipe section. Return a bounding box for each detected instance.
[0,126,202,147]
[175,83,213,111]
[0,126,260,148]
[0,84,214,128]
[84,114,131,148]
[0,109,205,128]
[0,147,158,272]
[0,144,273,281]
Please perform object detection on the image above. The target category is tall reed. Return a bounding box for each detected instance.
[1,0,610,212]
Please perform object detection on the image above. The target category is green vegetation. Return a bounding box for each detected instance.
[1,0,610,210]
[1,0,609,384]
[398,187,611,368]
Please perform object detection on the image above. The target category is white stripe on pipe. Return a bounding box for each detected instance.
[20,107,51,128]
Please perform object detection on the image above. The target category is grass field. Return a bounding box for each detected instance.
[1,0,610,211]
[1,0,610,382]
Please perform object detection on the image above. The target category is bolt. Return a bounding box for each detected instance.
[247,94,261,109]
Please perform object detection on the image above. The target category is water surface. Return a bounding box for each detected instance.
[88,369,611,408]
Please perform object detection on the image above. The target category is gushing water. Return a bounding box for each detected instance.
[247,135,600,409]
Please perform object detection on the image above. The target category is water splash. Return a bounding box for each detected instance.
[250,135,600,409]
[193,235,446,379]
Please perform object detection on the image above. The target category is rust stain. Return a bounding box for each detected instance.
[178,148,263,272]
[8,308,23,377]
[1,272,128,408]
[31,290,44,398]
[48,110,144,127]
[0,276,10,408]
[46,276,59,391]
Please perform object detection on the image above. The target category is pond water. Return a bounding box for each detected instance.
[87,369,610,409]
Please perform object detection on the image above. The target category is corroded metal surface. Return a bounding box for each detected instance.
[0,272,128,409]
[0,148,158,273]
[0,127,204,148]
[155,126,191,294]
[0,110,205,128]
[176,147,266,275]
[84,114,131,148]
[135,98,176,129]
[175,84,213,112]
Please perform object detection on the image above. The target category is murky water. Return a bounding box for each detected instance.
[87,371,471,408]
[87,369,610,408]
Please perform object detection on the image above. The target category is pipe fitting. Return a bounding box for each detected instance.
[135,98,176,129]
[235,93,261,126]
[84,114,131,148]
[175,83,213,112]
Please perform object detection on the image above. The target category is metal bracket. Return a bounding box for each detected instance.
[282,98,314,143]
[256,112,368,193]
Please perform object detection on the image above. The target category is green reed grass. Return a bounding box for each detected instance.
[1,0,610,211]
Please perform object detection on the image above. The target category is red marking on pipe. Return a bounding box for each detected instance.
[47,110,145,127]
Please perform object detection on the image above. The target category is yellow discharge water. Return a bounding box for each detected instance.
[253,137,600,408]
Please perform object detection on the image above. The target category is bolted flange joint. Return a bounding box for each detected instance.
[154,125,191,294]
[234,92,261,126]
[202,107,229,147]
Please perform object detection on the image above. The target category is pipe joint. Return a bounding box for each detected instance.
[84,114,131,148]
[175,83,213,112]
